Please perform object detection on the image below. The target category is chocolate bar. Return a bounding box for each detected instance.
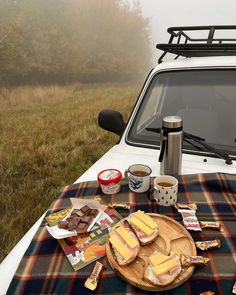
[174,202,197,211]
[178,209,202,231]
[232,281,236,294]
[200,221,223,231]
[84,261,103,290]
[80,205,91,214]
[181,255,210,267]
[195,239,221,251]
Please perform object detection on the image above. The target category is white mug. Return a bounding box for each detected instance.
[125,164,152,193]
[153,175,178,206]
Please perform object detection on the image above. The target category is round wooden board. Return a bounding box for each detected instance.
[106,213,197,292]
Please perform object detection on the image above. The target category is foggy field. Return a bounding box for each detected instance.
[0,83,138,261]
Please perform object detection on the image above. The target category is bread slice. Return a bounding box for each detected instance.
[127,211,159,245]
[144,254,182,286]
[109,226,140,266]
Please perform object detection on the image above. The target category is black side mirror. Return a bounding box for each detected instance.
[98,109,126,136]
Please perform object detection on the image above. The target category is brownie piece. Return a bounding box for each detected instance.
[89,209,98,217]
[58,220,68,229]
[81,216,93,224]
[71,209,80,216]
[77,222,88,233]
[80,205,90,214]
[68,219,78,230]
[66,216,73,222]
[76,210,83,217]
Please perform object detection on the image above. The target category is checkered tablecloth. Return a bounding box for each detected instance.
[7,173,236,295]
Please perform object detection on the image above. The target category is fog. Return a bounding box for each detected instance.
[135,0,236,64]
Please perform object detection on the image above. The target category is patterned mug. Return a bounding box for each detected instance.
[125,164,152,193]
[153,175,178,206]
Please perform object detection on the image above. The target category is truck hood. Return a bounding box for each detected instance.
[76,144,236,183]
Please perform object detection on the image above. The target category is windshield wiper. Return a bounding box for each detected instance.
[146,127,233,165]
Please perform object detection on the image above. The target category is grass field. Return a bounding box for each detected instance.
[0,83,139,262]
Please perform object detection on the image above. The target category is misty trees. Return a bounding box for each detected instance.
[0,0,150,85]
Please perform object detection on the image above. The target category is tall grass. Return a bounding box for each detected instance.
[0,83,139,262]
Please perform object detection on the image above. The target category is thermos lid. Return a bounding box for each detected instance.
[162,116,183,129]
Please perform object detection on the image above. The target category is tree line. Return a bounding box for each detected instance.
[0,0,151,85]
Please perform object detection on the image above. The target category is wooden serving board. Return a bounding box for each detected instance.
[106,213,197,292]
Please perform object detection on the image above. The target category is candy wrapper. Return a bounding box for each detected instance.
[174,202,197,211]
[108,203,130,210]
[200,221,223,232]
[84,261,103,291]
[232,281,236,294]
[181,255,210,267]
[195,239,221,251]
[178,209,202,231]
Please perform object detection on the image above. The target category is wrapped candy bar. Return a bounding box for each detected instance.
[181,255,210,267]
[200,221,223,231]
[178,209,202,231]
[232,281,236,294]
[174,202,197,211]
[84,261,103,291]
[108,203,130,210]
[195,239,221,251]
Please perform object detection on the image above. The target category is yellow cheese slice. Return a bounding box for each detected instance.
[152,258,179,276]
[129,216,154,236]
[134,211,158,230]
[115,227,139,249]
[149,252,170,267]
[109,235,133,261]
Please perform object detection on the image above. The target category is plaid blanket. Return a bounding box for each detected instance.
[8,173,236,295]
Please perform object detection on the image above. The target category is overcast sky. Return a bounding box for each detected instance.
[132,0,236,64]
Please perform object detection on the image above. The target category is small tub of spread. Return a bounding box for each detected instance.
[97,169,122,194]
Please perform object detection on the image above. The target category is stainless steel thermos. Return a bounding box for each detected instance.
[159,116,183,176]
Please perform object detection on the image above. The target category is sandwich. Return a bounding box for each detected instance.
[127,210,159,245]
[109,225,140,266]
[144,251,182,286]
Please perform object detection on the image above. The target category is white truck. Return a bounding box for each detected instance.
[1,25,236,294]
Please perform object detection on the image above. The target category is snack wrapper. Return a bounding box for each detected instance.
[84,261,103,290]
[181,255,210,267]
[232,281,236,294]
[178,209,202,231]
[108,203,130,210]
[195,239,221,251]
[200,221,223,232]
[174,202,197,211]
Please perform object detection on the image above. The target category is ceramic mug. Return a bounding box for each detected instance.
[153,175,178,206]
[125,164,152,193]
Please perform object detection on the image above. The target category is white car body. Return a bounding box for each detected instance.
[1,56,236,294]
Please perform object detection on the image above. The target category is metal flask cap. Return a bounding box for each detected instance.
[162,116,183,129]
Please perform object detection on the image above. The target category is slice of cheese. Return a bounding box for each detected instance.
[129,216,154,236]
[134,211,158,230]
[109,235,133,261]
[149,252,170,267]
[115,227,139,249]
[152,258,179,276]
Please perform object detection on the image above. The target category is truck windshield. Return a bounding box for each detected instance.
[127,69,236,157]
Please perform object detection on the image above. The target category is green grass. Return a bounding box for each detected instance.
[0,83,139,262]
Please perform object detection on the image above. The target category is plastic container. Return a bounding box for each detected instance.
[97,169,122,194]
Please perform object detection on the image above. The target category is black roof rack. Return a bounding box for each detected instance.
[157,25,236,63]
